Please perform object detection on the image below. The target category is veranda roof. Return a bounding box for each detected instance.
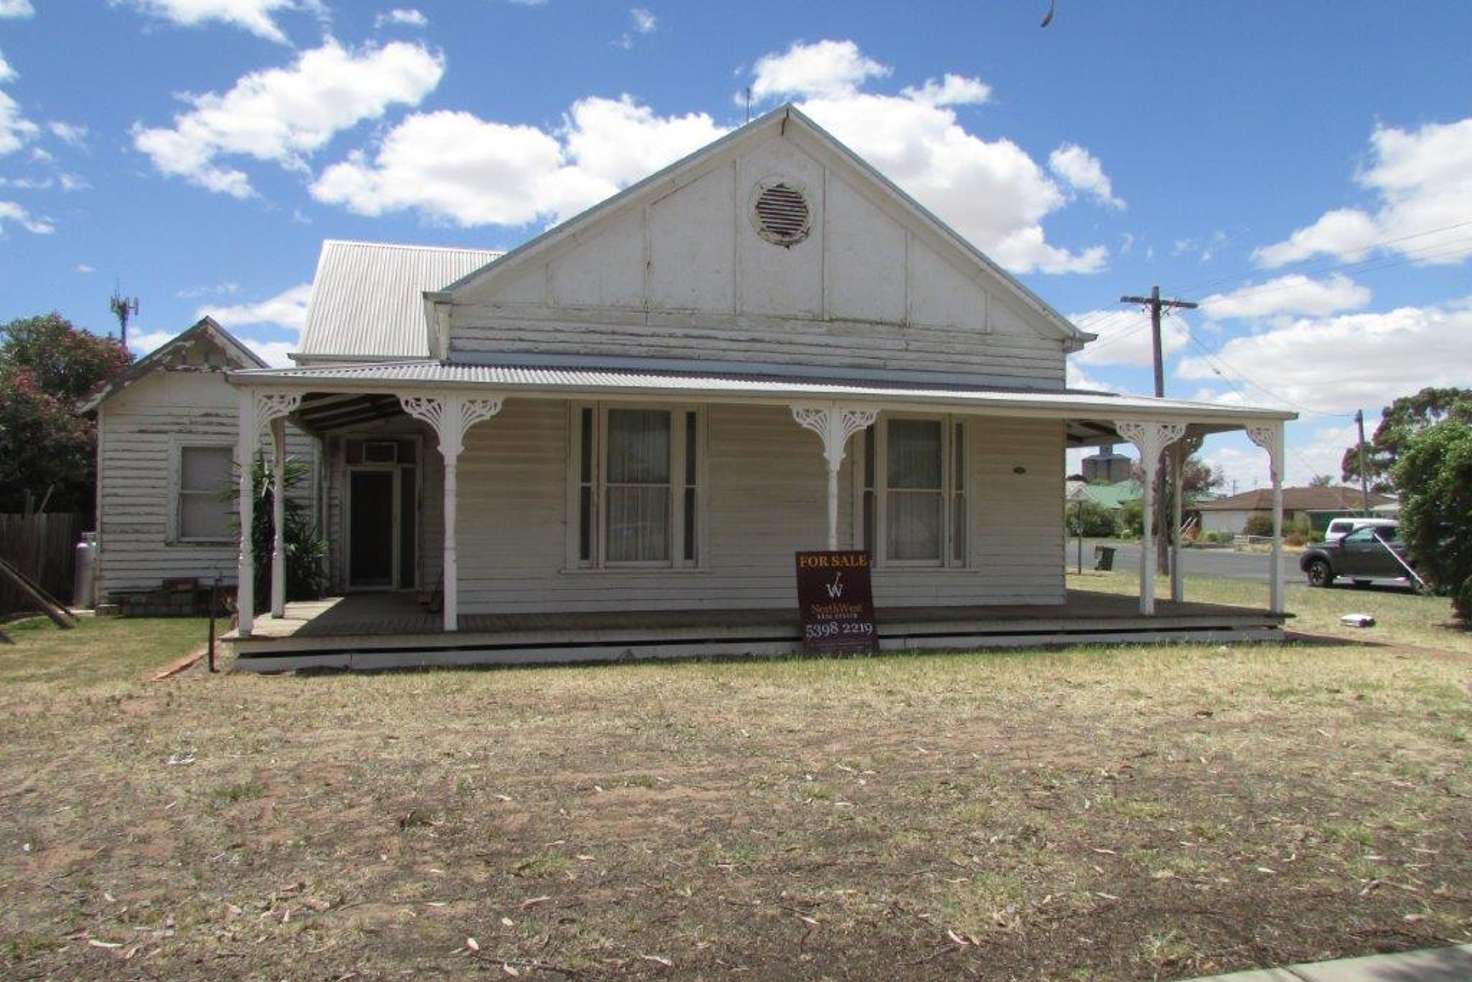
[228,360,1294,447]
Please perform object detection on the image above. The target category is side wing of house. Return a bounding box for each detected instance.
[95,335,316,602]
[442,108,1082,389]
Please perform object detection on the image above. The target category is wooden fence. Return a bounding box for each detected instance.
[0,513,84,616]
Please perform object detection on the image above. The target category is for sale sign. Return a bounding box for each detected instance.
[795,551,878,654]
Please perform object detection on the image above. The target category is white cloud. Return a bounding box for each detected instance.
[198,282,311,333]
[630,7,656,33]
[47,121,88,147]
[132,38,443,197]
[312,95,724,227]
[1,52,39,156]
[613,6,657,48]
[76,263,96,273]
[1176,301,1472,415]
[312,38,1108,274]
[750,39,890,100]
[752,41,1107,274]
[0,0,33,18]
[1254,116,1472,268]
[900,73,991,107]
[1065,358,1106,392]
[1048,143,1124,210]
[239,337,296,366]
[0,199,52,233]
[1069,306,1189,368]
[111,0,322,44]
[126,325,294,366]
[176,281,241,298]
[58,172,90,191]
[375,7,426,28]
[1200,273,1371,321]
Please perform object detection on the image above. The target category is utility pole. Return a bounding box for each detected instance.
[1120,286,1198,573]
[1353,409,1371,516]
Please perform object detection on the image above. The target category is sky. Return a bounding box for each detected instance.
[3,1,1471,493]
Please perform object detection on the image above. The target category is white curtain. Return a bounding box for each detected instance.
[886,419,943,561]
[606,410,670,562]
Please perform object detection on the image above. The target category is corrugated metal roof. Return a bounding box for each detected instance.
[229,360,1296,423]
[298,241,503,359]
[1198,486,1396,511]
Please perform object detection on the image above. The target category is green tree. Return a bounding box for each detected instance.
[1394,420,1472,625]
[1308,473,1335,487]
[0,313,131,513]
[1342,387,1472,493]
[1066,500,1118,537]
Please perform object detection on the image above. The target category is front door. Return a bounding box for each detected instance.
[349,469,396,588]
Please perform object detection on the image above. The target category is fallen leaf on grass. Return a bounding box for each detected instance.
[503,965,520,977]
[87,939,123,949]
[519,896,551,909]
[1256,867,1277,875]
[501,917,514,927]
[466,937,480,952]
[640,954,673,967]
[946,929,972,946]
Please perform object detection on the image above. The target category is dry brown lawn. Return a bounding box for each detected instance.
[1,578,1469,980]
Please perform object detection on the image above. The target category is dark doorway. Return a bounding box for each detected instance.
[349,470,395,588]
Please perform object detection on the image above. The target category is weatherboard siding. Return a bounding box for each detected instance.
[96,370,316,598]
[446,126,1070,389]
[445,400,1064,614]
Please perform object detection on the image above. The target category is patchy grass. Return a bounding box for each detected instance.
[1074,568,1472,654]
[1,587,1470,979]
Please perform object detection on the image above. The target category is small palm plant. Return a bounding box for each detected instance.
[225,452,328,611]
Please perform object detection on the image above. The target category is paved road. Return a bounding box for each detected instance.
[1072,539,1277,581]
[1070,538,1416,590]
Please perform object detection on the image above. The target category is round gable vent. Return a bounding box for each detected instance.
[752,181,811,247]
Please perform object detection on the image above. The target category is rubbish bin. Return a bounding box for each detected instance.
[1093,545,1116,571]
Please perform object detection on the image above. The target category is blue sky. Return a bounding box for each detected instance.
[3,0,1471,491]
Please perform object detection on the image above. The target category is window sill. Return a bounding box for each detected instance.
[169,539,236,548]
[559,565,712,575]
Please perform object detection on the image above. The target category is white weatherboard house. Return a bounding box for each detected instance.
[224,105,1296,670]
[81,317,316,612]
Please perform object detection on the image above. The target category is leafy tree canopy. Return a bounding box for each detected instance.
[0,313,132,513]
[1308,474,1335,487]
[1394,419,1472,625]
[1342,387,1472,493]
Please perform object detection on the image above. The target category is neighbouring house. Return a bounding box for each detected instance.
[216,104,1296,670]
[1197,485,1396,535]
[79,317,317,614]
[1065,477,1143,516]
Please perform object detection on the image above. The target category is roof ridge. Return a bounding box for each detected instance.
[321,239,505,254]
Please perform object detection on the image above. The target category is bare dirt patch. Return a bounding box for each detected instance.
[1,599,1470,979]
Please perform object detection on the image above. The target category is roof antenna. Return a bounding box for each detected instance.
[109,281,140,349]
[744,86,752,124]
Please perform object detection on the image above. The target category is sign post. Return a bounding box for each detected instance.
[795,551,878,654]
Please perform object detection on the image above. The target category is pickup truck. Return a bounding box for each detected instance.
[1299,524,1412,587]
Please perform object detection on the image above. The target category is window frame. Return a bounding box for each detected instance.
[854,413,970,569]
[565,401,707,571]
[170,438,237,546]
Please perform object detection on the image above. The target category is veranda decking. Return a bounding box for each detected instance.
[225,589,1286,672]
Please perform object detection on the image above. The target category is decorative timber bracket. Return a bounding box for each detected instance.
[791,404,879,550]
